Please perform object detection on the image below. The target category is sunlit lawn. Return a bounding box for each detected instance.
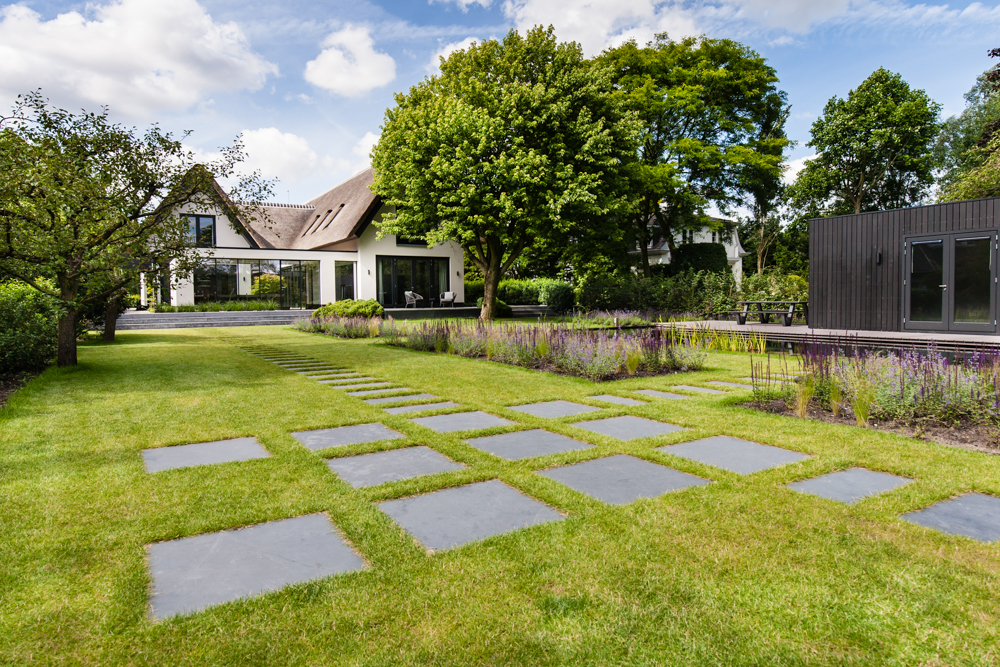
[1,325,999,665]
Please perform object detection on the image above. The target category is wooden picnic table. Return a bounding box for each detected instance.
[732,300,808,327]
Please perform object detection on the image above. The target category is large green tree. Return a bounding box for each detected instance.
[600,35,789,276]
[370,26,639,320]
[791,68,940,216]
[0,93,271,365]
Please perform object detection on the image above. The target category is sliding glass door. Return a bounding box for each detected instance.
[375,256,450,307]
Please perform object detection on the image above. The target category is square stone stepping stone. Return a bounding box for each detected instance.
[147,514,365,619]
[385,401,460,415]
[587,394,647,406]
[788,468,911,504]
[507,400,601,418]
[142,437,269,473]
[634,389,688,400]
[659,435,808,475]
[331,382,392,391]
[902,493,1000,542]
[466,429,594,460]
[539,454,709,504]
[365,393,437,406]
[296,368,346,374]
[378,480,562,551]
[708,381,753,389]
[318,376,374,384]
[346,387,411,397]
[572,416,685,440]
[327,446,464,487]
[292,424,405,451]
[672,385,724,395]
[410,411,514,433]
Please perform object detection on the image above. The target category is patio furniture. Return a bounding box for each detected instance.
[439,291,456,307]
[731,300,808,327]
[404,291,423,308]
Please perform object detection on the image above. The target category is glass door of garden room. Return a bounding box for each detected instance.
[904,231,998,333]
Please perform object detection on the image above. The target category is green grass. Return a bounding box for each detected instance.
[2,326,1000,665]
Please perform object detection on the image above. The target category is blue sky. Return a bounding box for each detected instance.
[1,0,998,202]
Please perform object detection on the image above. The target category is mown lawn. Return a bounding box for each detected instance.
[2,326,999,666]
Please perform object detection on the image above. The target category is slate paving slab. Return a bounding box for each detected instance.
[902,493,1000,542]
[292,424,406,451]
[346,387,412,397]
[739,377,792,384]
[365,393,437,406]
[385,402,461,415]
[466,429,594,460]
[507,400,601,419]
[672,385,725,395]
[708,381,753,389]
[147,514,365,619]
[378,479,562,551]
[410,411,515,433]
[142,437,270,473]
[659,435,809,475]
[634,389,688,400]
[297,368,347,374]
[571,416,685,440]
[319,377,374,384]
[788,468,911,504]
[327,446,464,487]
[330,382,393,391]
[587,394,647,406]
[539,454,709,504]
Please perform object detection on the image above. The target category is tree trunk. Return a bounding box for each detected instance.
[103,294,119,342]
[638,214,651,278]
[57,309,78,367]
[480,246,503,321]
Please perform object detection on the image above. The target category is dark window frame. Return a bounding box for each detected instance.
[187,214,216,248]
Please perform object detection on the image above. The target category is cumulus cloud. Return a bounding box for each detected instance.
[430,0,493,9]
[426,37,478,73]
[239,128,321,184]
[352,131,379,165]
[783,154,816,184]
[0,0,276,118]
[304,25,396,97]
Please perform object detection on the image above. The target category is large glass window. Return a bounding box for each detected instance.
[335,261,356,300]
[192,258,318,307]
[186,215,215,248]
[909,240,944,322]
[374,256,450,307]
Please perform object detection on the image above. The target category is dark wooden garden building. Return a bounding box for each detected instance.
[809,197,1000,334]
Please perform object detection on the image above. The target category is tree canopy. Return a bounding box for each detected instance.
[791,68,940,216]
[0,92,271,365]
[599,35,789,276]
[370,26,639,319]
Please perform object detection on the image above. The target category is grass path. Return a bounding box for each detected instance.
[1,326,999,665]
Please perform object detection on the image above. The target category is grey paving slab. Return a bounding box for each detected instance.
[466,429,594,460]
[311,373,362,380]
[378,480,562,551]
[410,411,515,433]
[708,381,754,389]
[902,493,1000,542]
[507,400,602,419]
[539,454,710,505]
[571,416,685,440]
[327,446,464,487]
[659,435,809,475]
[296,368,347,374]
[788,468,911,504]
[147,514,365,619]
[329,382,393,391]
[365,393,437,406]
[738,377,792,384]
[672,385,725,395]
[634,389,688,400]
[385,401,460,415]
[346,387,412,397]
[291,424,406,451]
[587,394,647,406]
[142,437,269,473]
[318,376,374,384]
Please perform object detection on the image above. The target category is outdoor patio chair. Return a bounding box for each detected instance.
[439,291,456,307]
[404,291,423,308]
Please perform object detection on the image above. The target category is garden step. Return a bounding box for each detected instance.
[116,310,314,330]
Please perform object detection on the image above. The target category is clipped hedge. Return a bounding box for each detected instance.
[469,278,574,311]
[464,280,485,304]
[536,279,574,312]
[475,297,513,318]
[670,242,730,274]
[0,281,59,374]
[313,298,385,319]
[576,270,740,315]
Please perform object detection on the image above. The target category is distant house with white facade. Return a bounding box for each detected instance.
[166,168,464,309]
[632,217,749,281]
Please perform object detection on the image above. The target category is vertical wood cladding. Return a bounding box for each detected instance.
[808,197,1000,331]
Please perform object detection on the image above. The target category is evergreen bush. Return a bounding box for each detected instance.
[0,281,59,374]
[313,298,385,319]
[476,297,513,318]
[670,243,730,274]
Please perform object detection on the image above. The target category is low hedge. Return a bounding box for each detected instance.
[0,281,59,374]
[467,278,574,311]
[313,298,385,319]
[475,297,513,318]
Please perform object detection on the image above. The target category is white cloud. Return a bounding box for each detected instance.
[430,0,493,9]
[352,131,379,166]
[304,25,396,97]
[783,154,815,184]
[240,128,319,184]
[426,37,478,73]
[0,0,276,118]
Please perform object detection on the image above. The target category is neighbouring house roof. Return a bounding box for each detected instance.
[213,168,382,250]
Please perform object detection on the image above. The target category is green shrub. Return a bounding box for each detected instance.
[497,279,540,305]
[475,297,513,318]
[251,274,281,296]
[670,243,729,274]
[464,280,484,304]
[313,298,385,319]
[575,270,741,315]
[154,300,279,313]
[536,279,574,312]
[0,281,59,374]
[741,270,808,302]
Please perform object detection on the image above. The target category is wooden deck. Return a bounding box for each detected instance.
[672,320,1000,354]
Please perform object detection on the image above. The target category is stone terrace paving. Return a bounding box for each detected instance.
[137,342,1000,620]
